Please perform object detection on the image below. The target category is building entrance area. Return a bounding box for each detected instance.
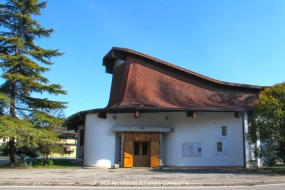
[123,132,160,168]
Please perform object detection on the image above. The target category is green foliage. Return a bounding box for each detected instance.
[276,143,285,164]
[0,0,67,165]
[29,159,80,168]
[36,129,65,160]
[32,159,53,166]
[1,143,38,158]
[248,82,285,166]
[1,142,9,157]
[0,93,10,115]
[9,161,27,169]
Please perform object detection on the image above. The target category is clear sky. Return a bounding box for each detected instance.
[1,0,285,117]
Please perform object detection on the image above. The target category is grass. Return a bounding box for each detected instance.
[1,158,285,173]
[0,159,82,169]
[258,167,285,175]
[260,163,285,175]
[30,161,285,172]
[32,159,81,169]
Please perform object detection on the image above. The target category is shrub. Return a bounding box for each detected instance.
[32,159,53,166]
[43,160,53,166]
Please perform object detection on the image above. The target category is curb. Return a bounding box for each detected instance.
[1,180,285,187]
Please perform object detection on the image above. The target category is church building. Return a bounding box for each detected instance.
[66,47,267,168]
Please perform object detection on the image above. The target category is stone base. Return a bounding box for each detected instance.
[83,165,111,169]
[113,164,119,169]
[159,164,164,169]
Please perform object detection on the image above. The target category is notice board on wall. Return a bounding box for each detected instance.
[182,142,202,157]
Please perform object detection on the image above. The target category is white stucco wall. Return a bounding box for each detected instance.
[164,112,244,166]
[84,114,116,167]
[83,111,244,167]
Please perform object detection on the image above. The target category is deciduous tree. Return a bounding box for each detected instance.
[248,82,285,166]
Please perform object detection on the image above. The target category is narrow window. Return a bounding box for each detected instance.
[118,136,122,162]
[80,130,84,146]
[217,142,222,152]
[142,143,148,155]
[134,143,140,155]
[222,126,227,136]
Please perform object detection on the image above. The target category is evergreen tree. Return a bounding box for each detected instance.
[0,0,67,165]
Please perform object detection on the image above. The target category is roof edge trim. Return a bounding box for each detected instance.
[105,47,269,89]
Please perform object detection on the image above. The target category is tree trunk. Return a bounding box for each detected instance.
[8,80,17,165]
[44,152,49,161]
[9,138,17,165]
[43,150,49,161]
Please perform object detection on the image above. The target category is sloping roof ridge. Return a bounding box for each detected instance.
[112,47,268,89]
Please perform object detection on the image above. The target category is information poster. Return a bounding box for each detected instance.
[182,142,202,157]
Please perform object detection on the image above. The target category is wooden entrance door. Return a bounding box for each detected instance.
[123,132,161,168]
[150,141,160,168]
[133,142,150,167]
[123,141,133,168]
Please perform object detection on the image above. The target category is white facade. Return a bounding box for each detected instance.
[84,114,116,167]
[165,112,243,166]
[81,111,249,168]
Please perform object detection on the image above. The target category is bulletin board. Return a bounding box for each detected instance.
[182,142,202,157]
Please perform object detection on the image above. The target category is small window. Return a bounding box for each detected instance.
[134,143,140,155]
[142,143,148,155]
[222,126,227,136]
[217,142,222,152]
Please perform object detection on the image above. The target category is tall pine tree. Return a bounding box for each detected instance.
[0,0,67,165]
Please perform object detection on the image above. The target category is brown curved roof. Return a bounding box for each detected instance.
[104,47,268,110]
[103,47,267,89]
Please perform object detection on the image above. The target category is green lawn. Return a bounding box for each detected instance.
[0,159,82,169]
[259,168,285,175]
[32,159,81,169]
[1,159,285,173]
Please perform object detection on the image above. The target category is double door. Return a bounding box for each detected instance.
[133,142,150,167]
[123,132,160,168]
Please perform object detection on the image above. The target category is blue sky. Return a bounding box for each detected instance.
[1,0,285,117]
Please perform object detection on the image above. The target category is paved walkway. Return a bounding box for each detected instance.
[1,157,285,187]
[0,166,285,187]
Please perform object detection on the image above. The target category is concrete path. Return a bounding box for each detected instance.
[0,166,285,187]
